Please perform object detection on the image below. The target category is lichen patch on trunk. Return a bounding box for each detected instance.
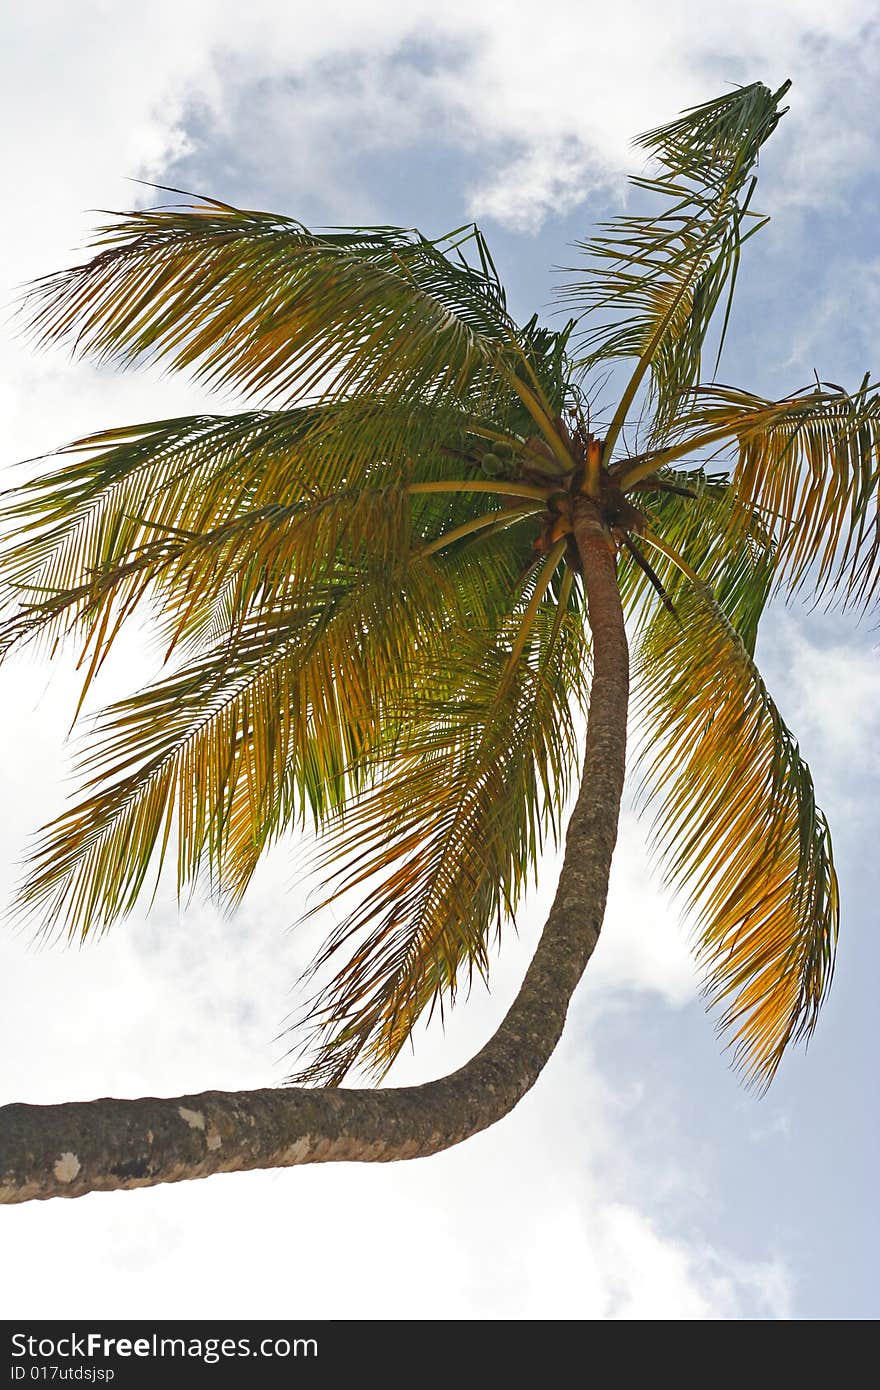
[52,1152,81,1184]
[178,1107,206,1130]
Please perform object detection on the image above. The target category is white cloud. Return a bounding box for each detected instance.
[757,609,880,821]
[594,1203,791,1319]
[3,1,880,271]
[587,815,699,1008]
[467,137,616,236]
[782,257,880,376]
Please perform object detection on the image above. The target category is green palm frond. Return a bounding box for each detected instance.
[21,204,536,417]
[0,396,546,681]
[562,81,790,450]
[517,313,579,419]
[0,413,277,668]
[215,510,549,904]
[16,561,435,935]
[619,468,776,651]
[288,552,587,1084]
[633,382,880,607]
[636,586,838,1086]
[14,479,545,937]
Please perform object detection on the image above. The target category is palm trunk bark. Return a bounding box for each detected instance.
[0,502,628,1203]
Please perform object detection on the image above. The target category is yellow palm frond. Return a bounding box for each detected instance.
[635,586,838,1086]
[15,563,435,935]
[667,383,880,606]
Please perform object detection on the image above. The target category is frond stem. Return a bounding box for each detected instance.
[407,479,552,501]
[415,505,543,559]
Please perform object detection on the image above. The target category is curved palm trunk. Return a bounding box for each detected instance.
[0,504,627,1204]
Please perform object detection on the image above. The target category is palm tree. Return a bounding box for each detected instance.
[0,79,874,1205]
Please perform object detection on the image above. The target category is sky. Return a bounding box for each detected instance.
[1,0,878,1321]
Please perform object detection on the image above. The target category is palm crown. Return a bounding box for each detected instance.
[4,79,875,1096]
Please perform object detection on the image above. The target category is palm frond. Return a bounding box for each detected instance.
[15,565,428,936]
[21,204,531,414]
[561,81,790,450]
[635,585,838,1086]
[0,396,540,680]
[640,382,880,607]
[214,506,548,902]
[288,553,588,1085]
[619,467,776,651]
[14,481,546,937]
